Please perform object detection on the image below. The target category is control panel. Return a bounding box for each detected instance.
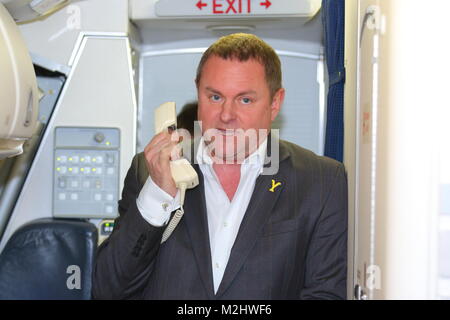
[53,127,120,219]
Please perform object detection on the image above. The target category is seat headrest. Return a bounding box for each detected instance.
[0,219,98,300]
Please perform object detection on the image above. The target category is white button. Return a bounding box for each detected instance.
[94,193,102,201]
[58,193,66,200]
[71,180,79,188]
[215,263,220,269]
[84,167,91,174]
[59,156,67,163]
[83,180,90,188]
[106,194,114,201]
[72,167,79,174]
[95,167,102,175]
[71,193,78,200]
[58,177,66,188]
[72,156,79,163]
[96,156,103,164]
[107,167,114,175]
[60,167,67,174]
[106,155,114,164]
[85,156,91,163]
[106,206,114,214]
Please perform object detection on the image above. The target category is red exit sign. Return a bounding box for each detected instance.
[155,0,321,18]
[195,0,271,14]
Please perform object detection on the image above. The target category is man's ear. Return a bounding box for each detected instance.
[270,88,285,121]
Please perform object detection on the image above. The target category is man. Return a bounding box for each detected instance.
[92,33,348,300]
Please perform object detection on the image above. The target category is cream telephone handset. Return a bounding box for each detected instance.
[154,102,199,242]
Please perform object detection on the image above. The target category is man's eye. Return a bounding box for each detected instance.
[241,97,252,104]
[210,95,221,102]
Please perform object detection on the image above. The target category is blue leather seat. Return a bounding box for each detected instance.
[0,219,97,300]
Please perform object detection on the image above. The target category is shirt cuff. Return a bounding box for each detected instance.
[136,176,181,227]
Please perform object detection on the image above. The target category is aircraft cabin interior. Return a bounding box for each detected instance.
[0,0,449,300]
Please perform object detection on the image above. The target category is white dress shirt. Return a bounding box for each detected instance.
[136,138,267,293]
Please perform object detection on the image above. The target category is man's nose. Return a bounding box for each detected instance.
[219,100,237,123]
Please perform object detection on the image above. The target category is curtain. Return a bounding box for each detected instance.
[322,0,345,162]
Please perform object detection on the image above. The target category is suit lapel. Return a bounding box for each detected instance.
[215,141,290,298]
[183,164,215,299]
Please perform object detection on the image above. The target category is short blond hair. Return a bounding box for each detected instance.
[195,33,282,98]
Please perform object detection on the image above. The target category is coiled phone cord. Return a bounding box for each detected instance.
[161,183,187,243]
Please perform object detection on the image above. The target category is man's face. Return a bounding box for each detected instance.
[197,55,284,163]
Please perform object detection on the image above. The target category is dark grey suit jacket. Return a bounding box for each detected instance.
[92,140,348,300]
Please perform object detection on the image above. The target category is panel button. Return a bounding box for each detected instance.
[70,193,78,201]
[58,177,67,189]
[105,205,114,214]
[106,154,115,165]
[70,180,79,188]
[94,132,105,143]
[94,193,102,201]
[58,193,66,201]
[57,156,67,163]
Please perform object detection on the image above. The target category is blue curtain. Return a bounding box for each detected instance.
[322,0,345,162]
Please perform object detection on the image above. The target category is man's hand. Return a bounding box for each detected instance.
[143,131,182,198]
